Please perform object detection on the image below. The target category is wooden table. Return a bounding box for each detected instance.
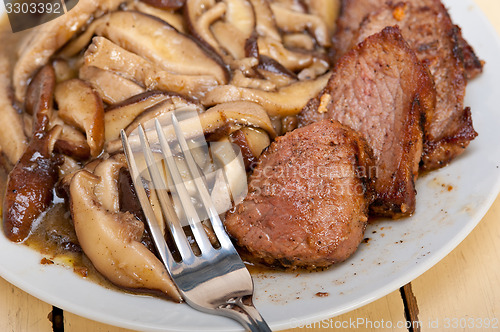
[1,1,499,331]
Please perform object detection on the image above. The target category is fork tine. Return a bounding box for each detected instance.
[137,125,195,262]
[154,119,214,254]
[120,130,176,270]
[168,115,234,250]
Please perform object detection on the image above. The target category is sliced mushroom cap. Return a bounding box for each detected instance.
[54,79,105,158]
[53,120,92,161]
[229,127,270,169]
[69,169,182,301]
[202,72,331,116]
[248,0,281,40]
[201,101,276,138]
[79,65,145,104]
[25,64,56,131]
[140,0,185,10]
[185,0,227,52]
[0,56,27,164]
[71,11,229,83]
[13,0,125,101]
[303,0,341,35]
[270,2,331,47]
[132,2,186,33]
[84,37,220,98]
[3,125,62,242]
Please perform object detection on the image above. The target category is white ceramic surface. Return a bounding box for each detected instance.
[1,0,500,331]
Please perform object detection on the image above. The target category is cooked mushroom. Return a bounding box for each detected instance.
[69,167,182,301]
[131,2,186,33]
[229,127,270,169]
[54,79,105,158]
[185,0,227,52]
[79,66,145,104]
[3,125,62,242]
[123,95,203,136]
[248,0,281,40]
[257,35,315,71]
[84,37,220,98]
[13,0,125,101]
[52,118,92,161]
[104,91,182,142]
[270,2,331,47]
[303,0,341,35]
[202,72,331,116]
[140,0,185,10]
[25,64,56,131]
[106,101,276,153]
[66,11,229,84]
[0,57,27,164]
[210,0,255,60]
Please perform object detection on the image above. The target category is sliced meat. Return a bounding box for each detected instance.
[224,120,375,269]
[333,0,383,59]
[299,26,435,218]
[336,0,480,170]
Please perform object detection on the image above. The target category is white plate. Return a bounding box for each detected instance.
[1,0,500,331]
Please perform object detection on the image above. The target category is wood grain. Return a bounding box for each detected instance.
[410,195,500,331]
[0,277,52,332]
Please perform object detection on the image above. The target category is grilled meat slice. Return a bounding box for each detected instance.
[299,27,435,217]
[335,0,480,170]
[224,120,375,269]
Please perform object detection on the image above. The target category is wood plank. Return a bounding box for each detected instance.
[64,312,136,332]
[0,277,52,332]
[283,290,407,332]
[410,195,500,331]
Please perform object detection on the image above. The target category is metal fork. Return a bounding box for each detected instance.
[120,114,272,332]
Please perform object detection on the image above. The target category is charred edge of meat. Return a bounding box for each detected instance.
[421,107,477,171]
[450,24,484,80]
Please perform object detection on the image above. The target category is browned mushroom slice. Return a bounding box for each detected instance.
[53,59,78,83]
[201,101,277,138]
[270,2,331,47]
[124,95,202,136]
[202,72,331,116]
[185,0,227,52]
[210,0,255,60]
[69,167,181,302]
[53,119,91,161]
[79,66,145,104]
[303,0,341,35]
[3,125,62,242]
[104,91,176,142]
[13,0,125,101]
[25,64,56,131]
[132,2,186,33]
[248,0,281,40]
[106,100,276,153]
[255,55,298,88]
[0,57,27,164]
[257,35,315,71]
[85,37,220,98]
[54,79,105,158]
[229,127,270,169]
[283,33,316,51]
[91,11,228,83]
[140,0,185,10]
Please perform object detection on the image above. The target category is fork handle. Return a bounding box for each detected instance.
[217,296,272,332]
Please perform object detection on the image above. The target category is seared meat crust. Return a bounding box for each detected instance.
[334,0,480,170]
[225,120,374,269]
[299,27,435,217]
